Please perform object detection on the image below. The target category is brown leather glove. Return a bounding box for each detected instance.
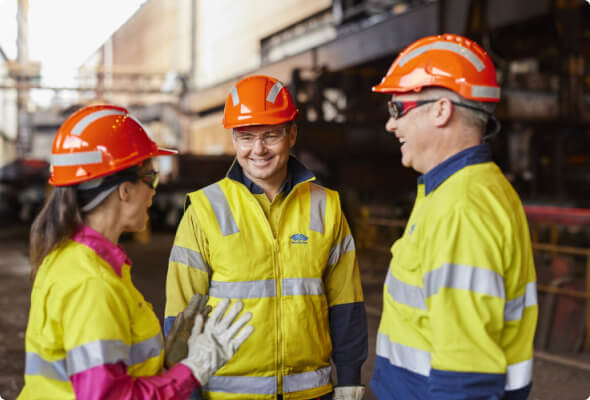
[164,293,212,369]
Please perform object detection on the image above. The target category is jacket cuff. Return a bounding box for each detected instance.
[335,363,362,386]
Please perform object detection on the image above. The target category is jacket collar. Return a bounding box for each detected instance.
[72,225,131,277]
[227,156,315,196]
[419,144,492,195]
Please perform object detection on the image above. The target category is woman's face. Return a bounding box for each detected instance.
[122,159,156,233]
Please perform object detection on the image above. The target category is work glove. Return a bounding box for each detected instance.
[181,298,253,386]
[164,293,212,369]
[333,386,366,400]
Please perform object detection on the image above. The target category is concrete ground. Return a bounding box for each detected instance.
[1,229,590,399]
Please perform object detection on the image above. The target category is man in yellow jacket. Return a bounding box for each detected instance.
[165,75,368,400]
[370,34,538,399]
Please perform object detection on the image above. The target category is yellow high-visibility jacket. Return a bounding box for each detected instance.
[166,158,367,400]
[19,225,196,400]
[371,144,538,400]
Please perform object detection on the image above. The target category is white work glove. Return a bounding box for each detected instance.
[181,298,253,386]
[333,386,366,400]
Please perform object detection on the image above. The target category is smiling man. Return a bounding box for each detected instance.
[165,75,367,400]
[370,35,538,399]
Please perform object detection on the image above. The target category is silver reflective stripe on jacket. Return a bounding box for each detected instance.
[206,375,277,394]
[282,278,324,296]
[169,245,210,274]
[327,234,355,267]
[385,270,427,310]
[25,352,68,381]
[504,282,537,321]
[376,332,431,376]
[205,366,331,395]
[309,183,326,234]
[424,263,505,299]
[209,280,276,298]
[505,358,533,390]
[202,183,239,236]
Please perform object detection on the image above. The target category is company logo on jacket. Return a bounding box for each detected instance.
[290,233,309,244]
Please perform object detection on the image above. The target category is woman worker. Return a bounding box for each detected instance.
[18,104,253,399]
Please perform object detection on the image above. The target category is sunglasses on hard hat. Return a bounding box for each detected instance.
[138,170,159,189]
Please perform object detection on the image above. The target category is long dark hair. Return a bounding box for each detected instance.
[29,186,82,281]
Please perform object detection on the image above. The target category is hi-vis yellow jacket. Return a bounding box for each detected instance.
[371,145,538,400]
[19,226,196,400]
[166,158,367,400]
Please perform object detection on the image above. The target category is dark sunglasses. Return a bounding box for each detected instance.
[138,170,159,189]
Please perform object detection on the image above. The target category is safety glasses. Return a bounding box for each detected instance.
[233,127,288,148]
[387,100,437,119]
[138,170,159,189]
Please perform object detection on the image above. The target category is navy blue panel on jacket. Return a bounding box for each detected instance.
[329,302,368,385]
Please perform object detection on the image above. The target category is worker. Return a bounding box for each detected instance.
[370,34,538,399]
[165,75,368,400]
[18,104,253,399]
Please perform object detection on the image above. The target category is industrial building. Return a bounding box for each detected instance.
[1,0,590,398]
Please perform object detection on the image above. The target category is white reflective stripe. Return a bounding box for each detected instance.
[230,86,240,106]
[209,280,276,299]
[282,278,324,296]
[129,333,163,365]
[309,183,326,234]
[67,339,129,375]
[376,332,431,376]
[504,282,537,322]
[283,366,332,393]
[424,263,505,299]
[472,85,501,100]
[505,358,533,390]
[206,375,277,394]
[50,150,102,166]
[327,234,355,267]
[169,245,210,274]
[203,183,239,236]
[266,81,284,104]
[25,352,68,381]
[385,270,427,310]
[71,109,126,135]
[398,42,485,72]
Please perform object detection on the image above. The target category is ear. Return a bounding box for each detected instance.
[432,98,453,128]
[117,182,131,202]
[288,124,297,148]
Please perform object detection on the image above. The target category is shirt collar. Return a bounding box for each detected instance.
[419,144,492,195]
[227,156,315,196]
[72,225,132,277]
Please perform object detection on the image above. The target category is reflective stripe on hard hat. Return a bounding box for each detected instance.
[71,109,127,135]
[266,81,284,104]
[230,86,240,106]
[50,150,102,166]
[472,85,501,100]
[398,41,485,72]
[309,183,326,234]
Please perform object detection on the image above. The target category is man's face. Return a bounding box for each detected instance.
[385,93,435,174]
[232,123,296,185]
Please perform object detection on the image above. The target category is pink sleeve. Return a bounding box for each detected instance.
[70,362,199,400]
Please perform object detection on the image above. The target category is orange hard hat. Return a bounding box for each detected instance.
[49,104,177,186]
[373,34,501,102]
[223,75,298,129]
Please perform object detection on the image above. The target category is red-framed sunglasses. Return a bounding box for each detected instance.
[139,170,159,189]
[387,100,437,119]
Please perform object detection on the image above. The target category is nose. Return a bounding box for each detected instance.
[385,116,398,133]
[252,137,267,153]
